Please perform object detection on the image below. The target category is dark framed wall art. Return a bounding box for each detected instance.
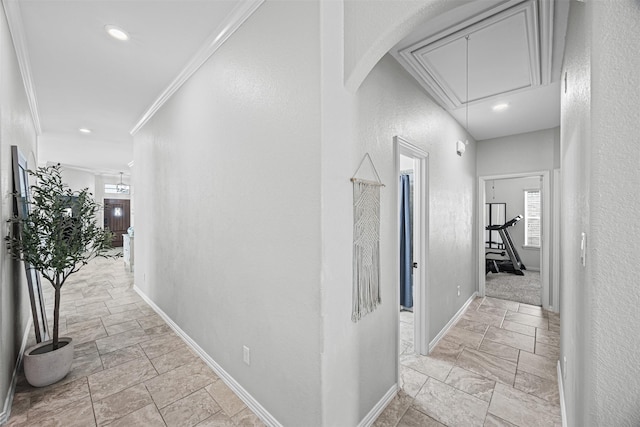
[11,145,49,343]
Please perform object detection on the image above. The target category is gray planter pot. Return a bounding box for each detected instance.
[23,337,74,387]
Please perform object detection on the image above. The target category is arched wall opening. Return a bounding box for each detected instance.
[344,0,477,92]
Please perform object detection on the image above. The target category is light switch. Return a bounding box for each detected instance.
[243,345,250,366]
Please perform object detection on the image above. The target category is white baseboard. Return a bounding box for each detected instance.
[557,360,567,426]
[0,318,32,425]
[429,292,478,352]
[357,384,398,427]
[133,286,282,427]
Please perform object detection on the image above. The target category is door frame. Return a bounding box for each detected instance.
[394,136,429,355]
[478,171,552,310]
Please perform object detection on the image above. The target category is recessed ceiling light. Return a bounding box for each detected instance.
[105,25,130,41]
[492,103,510,112]
[79,128,92,134]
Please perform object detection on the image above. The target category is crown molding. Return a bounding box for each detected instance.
[44,161,131,178]
[2,0,42,134]
[130,0,264,135]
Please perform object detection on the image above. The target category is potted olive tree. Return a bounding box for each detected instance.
[6,164,114,387]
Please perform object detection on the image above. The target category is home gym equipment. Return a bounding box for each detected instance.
[485,215,526,275]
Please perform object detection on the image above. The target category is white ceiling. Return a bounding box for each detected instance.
[3,0,259,175]
[4,0,568,177]
[391,0,570,141]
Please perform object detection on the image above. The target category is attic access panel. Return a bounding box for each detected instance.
[398,0,541,109]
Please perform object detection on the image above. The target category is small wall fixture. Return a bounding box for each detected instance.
[456,140,468,157]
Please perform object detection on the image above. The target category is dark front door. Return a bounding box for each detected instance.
[104,199,130,247]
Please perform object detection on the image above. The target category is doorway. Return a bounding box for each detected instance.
[104,199,130,247]
[395,137,429,356]
[478,171,552,309]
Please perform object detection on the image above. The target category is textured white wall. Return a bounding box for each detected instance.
[0,2,38,418]
[560,3,591,424]
[356,55,477,346]
[59,167,96,195]
[321,3,476,423]
[589,0,640,423]
[485,176,540,270]
[476,128,559,177]
[38,133,132,173]
[319,3,362,422]
[135,1,479,424]
[562,0,640,424]
[133,2,322,425]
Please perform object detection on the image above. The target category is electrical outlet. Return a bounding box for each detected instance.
[457,285,461,297]
[243,346,250,366]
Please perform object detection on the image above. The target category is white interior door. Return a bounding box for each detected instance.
[395,137,429,356]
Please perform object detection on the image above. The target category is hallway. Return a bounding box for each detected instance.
[5,256,263,427]
[5,257,562,427]
[376,297,561,426]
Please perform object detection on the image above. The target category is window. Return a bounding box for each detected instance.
[524,189,541,247]
[104,183,130,195]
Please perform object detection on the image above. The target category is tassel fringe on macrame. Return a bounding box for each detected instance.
[352,181,381,322]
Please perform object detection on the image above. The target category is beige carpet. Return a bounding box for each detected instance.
[485,270,541,306]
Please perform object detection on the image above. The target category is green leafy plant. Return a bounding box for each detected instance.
[6,164,115,350]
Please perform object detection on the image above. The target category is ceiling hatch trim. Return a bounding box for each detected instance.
[129,0,264,136]
[3,0,42,134]
[539,0,554,85]
[397,0,553,111]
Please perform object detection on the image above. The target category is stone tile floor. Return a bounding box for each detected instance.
[6,255,264,427]
[376,297,561,427]
[6,252,561,427]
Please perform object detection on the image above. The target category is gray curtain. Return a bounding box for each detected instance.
[400,174,413,308]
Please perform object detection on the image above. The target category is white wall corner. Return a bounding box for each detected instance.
[429,292,478,352]
[356,384,398,427]
[133,285,282,427]
[0,317,33,425]
[129,0,265,135]
[552,168,561,313]
[1,0,42,134]
[557,360,567,426]
[539,0,555,85]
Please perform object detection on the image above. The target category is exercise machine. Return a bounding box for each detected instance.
[485,215,526,275]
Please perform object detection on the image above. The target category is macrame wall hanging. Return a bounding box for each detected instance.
[351,153,385,322]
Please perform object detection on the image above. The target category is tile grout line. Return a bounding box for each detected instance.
[394,298,561,426]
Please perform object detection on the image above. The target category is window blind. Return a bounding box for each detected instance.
[524,189,541,247]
